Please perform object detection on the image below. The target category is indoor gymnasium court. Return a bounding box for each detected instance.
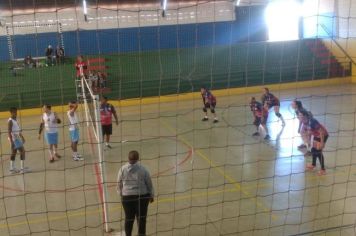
[0,0,356,236]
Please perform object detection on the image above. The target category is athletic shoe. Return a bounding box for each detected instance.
[202,117,209,121]
[213,118,219,123]
[20,167,31,173]
[106,144,112,149]
[252,132,260,136]
[49,158,55,163]
[55,153,62,158]
[318,169,326,176]
[73,156,84,161]
[298,144,307,149]
[264,135,271,140]
[10,168,19,174]
[304,151,312,157]
[306,164,315,171]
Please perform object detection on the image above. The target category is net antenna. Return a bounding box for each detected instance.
[181,67,196,91]
[78,69,111,233]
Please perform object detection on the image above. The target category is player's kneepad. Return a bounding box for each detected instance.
[210,109,215,113]
[203,107,207,112]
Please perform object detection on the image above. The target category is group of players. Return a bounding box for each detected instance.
[7,96,118,174]
[8,86,328,175]
[201,86,328,176]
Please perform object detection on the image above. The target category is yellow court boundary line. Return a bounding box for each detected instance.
[0,77,351,119]
[160,119,278,220]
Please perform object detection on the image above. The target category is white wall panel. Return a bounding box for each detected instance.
[337,0,356,37]
[0,1,235,36]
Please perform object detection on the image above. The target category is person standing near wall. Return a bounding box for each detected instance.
[55,45,65,64]
[45,45,53,66]
[117,150,154,236]
[75,55,87,79]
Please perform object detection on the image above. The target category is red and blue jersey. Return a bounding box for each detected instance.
[250,101,268,118]
[75,61,87,77]
[261,93,280,107]
[202,90,216,105]
[309,118,328,138]
[100,103,115,125]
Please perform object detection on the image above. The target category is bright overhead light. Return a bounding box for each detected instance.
[161,0,168,17]
[162,0,168,10]
[236,0,241,6]
[265,0,301,41]
[83,0,88,15]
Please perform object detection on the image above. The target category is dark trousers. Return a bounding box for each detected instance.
[311,148,325,170]
[311,135,328,170]
[122,194,150,236]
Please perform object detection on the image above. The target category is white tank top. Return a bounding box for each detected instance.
[67,110,79,131]
[8,118,21,140]
[43,112,58,133]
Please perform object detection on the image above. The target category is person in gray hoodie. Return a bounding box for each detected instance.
[117,150,154,236]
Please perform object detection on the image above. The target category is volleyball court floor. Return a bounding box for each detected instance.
[1,83,356,236]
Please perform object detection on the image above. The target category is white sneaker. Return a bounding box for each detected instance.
[20,167,31,173]
[73,156,84,161]
[10,168,19,174]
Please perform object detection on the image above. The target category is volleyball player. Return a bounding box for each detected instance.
[39,104,62,163]
[100,96,119,148]
[306,117,329,175]
[250,97,270,140]
[201,87,218,123]
[67,101,83,161]
[291,100,312,156]
[8,107,29,173]
[261,87,285,126]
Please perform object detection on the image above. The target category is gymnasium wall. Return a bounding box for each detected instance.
[322,0,356,78]
[0,3,269,61]
[0,1,351,110]
[0,1,234,60]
